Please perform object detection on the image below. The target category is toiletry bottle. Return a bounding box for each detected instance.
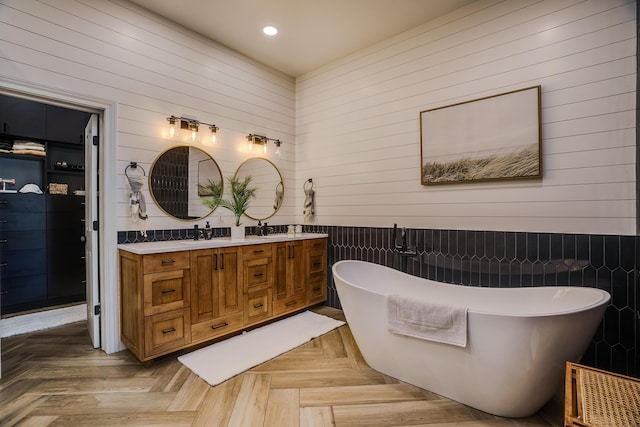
[205,221,212,240]
[194,224,199,240]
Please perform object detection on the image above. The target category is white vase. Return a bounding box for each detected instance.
[230,225,245,241]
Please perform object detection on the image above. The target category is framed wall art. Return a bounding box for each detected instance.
[420,85,542,185]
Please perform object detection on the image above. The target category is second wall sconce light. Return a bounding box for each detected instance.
[246,133,282,156]
[167,115,218,145]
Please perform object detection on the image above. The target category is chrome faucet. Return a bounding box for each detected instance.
[393,223,416,273]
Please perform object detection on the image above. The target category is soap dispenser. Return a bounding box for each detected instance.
[204,221,213,240]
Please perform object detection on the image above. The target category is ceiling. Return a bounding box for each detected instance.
[128,0,477,77]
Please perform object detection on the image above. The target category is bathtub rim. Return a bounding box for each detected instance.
[332,259,611,318]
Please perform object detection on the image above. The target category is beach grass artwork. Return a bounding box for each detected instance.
[420,86,542,185]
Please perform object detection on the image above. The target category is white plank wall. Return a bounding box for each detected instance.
[0,0,297,234]
[296,0,637,235]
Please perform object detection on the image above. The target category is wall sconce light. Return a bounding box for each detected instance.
[167,115,219,145]
[246,133,282,156]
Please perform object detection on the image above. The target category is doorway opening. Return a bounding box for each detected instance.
[0,91,101,349]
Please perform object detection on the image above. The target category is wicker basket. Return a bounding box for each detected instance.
[48,183,68,195]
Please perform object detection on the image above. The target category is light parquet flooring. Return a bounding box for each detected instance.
[1,307,563,426]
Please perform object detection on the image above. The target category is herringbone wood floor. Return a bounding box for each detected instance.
[1,306,562,426]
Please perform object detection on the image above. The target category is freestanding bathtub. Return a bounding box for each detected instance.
[332,260,610,418]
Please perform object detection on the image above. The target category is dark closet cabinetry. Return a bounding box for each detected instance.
[0,193,86,314]
[0,194,47,309]
[0,94,89,315]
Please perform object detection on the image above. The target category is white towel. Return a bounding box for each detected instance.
[387,294,468,347]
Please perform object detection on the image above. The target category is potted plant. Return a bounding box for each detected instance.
[201,175,256,240]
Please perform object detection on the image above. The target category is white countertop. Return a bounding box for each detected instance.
[117,233,328,255]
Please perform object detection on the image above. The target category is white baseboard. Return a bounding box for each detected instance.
[0,304,87,338]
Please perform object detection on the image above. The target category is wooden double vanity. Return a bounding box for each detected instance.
[118,234,327,362]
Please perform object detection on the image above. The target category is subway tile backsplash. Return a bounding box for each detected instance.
[118,225,638,377]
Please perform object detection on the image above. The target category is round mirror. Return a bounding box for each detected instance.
[149,146,223,221]
[234,157,284,220]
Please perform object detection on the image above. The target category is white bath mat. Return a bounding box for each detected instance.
[178,310,345,386]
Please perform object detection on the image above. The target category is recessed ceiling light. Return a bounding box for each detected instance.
[263,26,278,36]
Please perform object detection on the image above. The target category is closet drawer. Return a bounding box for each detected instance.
[274,295,304,316]
[143,251,190,274]
[0,248,46,278]
[1,274,47,306]
[0,194,45,212]
[0,230,46,251]
[0,211,46,231]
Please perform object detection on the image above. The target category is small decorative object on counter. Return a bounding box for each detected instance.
[204,221,213,240]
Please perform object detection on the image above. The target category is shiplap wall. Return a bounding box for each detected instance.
[0,0,295,352]
[296,0,637,235]
[0,0,296,233]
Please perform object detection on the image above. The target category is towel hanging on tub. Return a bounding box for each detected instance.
[125,162,148,238]
[387,294,468,347]
[303,179,315,222]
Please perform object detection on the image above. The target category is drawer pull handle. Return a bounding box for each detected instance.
[161,259,176,266]
[253,303,263,309]
[0,262,7,267]
[0,290,8,295]
[285,300,297,307]
[313,286,321,291]
[161,289,176,294]
[0,200,7,204]
[313,262,321,267]
[253,273,263,277]
[253,250,264,254]
[211,322,229,330]
[0,239,7,243]
[0,220,7,223]
[162,327,176,334]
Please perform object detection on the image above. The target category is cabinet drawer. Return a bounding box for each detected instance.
[144,308,191,359]
[273,295,305,316]
[244,288,272,325]
[0,248,46,278]
[242,244,272,260]
[306,252,325,274]
[0,230,46,251]
[143,251,190,274]
[0,212,46,231]
[143,269,190,316]
[191,312,243,344]
[1,274,47,306]
[308,273,326,304]
[305,238,326,252]
[0,194,46,212]
[243,257,272,292]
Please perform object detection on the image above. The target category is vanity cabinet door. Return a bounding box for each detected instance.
[273,241,305,315]
[190,247,242,333]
